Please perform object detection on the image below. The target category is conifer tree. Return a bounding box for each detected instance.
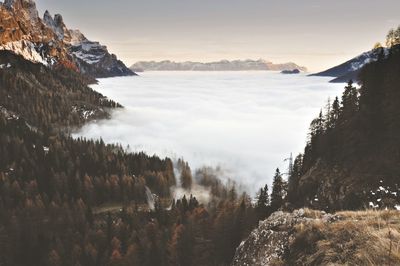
[287,154,303,207]
[255,184,270,220]
[270,168,286,212]
[386,26,400,47]
[328,96,341,129]
[180,162,193,190]
[341,80,359,123]
[323,98,332,130]
[373,42,383,50]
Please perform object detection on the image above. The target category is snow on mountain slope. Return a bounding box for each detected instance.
[68,30,106,65]
[311,47,388,83]
[0,40,48,65]
[67,29,135,77]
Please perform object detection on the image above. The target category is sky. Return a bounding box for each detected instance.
[35,0,400,72]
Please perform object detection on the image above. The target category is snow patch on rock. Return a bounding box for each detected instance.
[0,40,47,65]
[70,39,107,65]
[0,62,11,69]
[368,180,400,209]
[349,48,389,72]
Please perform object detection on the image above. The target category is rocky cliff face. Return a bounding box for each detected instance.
[3,0,43,41]
[0,0,134,77]
[0,0,68,66]
[43,10,72,43]
[67,29,135,78]
[0,3,24,43]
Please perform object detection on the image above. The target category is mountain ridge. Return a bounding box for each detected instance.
[131,59,307,72]
[311,47,388,83]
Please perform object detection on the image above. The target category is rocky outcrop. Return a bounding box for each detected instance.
[67,29,135,77]
[131,59,307,72]
[0,4,24,43]
[294,160,363,210]
[42,11,134,77]
[233,209,400,265]
[293,159,400,211]
[4,0,42,39]
[281,68,300,74]
[0,0,134,77]
[232,209,339,266]
[43,10,71,43]
[0,0,67,66]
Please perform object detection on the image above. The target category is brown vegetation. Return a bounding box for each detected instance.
[288,209,400,265]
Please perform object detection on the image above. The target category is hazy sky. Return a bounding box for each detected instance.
[35,0,400,71]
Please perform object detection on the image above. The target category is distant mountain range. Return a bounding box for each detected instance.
[0,0,134,78]
[130,59,307,72]
[311,47,388,83]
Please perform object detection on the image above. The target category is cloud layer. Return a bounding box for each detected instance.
[75,72,344,194]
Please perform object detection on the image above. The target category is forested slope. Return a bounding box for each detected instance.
[0,50,121,131]
[0,50,262,266]
[0,50,180,264]
[287,43,400,211]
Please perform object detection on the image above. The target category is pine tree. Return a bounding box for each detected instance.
[287,154,303,207]
[386,26,400,48]
[255,184,270,220]
[328,96,341,129]
[286,153,293,178]
[340,80,358,123]
[180,162,193,190]
[270,168,286,212]
[323,98,332,130]
[309,110,325,141]
[316,110,325,134]
[373,42,383,50]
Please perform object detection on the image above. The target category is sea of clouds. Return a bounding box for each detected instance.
[74,71,344,194]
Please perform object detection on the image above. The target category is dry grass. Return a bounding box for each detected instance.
[303,208,325,219]
[288,209,400,265]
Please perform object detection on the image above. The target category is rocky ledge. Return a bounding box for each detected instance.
[232,209,339,266]
[232,209,400,265]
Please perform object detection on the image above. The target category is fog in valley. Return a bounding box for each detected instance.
[75,71,344,194]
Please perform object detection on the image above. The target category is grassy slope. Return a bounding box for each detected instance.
[286,209,400,265]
